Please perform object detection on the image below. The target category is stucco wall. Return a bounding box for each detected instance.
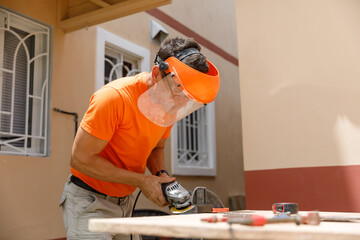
[0,1,75,239]
[236,0,360,211]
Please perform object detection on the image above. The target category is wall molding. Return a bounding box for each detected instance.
[146,8,239,66]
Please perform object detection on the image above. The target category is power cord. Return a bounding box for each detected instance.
[130,190,142,240]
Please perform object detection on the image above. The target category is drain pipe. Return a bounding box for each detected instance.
[53,108,79,137]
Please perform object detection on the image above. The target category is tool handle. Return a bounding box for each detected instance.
[248,215,268,226]
[201,216,227,223]
[227,215,267,226]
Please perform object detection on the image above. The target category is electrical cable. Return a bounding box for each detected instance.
[130,190,142,240]
[131,190,142,217]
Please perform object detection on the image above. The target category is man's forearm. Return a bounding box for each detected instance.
[72,151,176,207]
[147,146,167,175]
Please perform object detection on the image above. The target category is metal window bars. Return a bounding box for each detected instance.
[0,8,50,156]
[104,46,140,84]
[177,106,209,167]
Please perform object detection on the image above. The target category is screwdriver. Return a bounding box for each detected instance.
[202,212,320,226]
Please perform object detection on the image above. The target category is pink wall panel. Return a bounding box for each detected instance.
[245,165,360,212]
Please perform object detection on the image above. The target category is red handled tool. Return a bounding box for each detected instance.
[201,212,320,226]
[227,212,320,226]
[201,216,227,223]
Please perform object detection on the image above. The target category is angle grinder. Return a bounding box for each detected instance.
[162,181,195,214]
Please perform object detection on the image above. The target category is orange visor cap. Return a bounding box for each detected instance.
[165,57,220,104]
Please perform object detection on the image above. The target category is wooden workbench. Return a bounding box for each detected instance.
[89,211,360,240]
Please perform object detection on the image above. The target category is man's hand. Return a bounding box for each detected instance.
[138,174,176,207]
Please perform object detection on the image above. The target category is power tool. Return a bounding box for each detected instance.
[162,181,195,213]
[162,181,224,214]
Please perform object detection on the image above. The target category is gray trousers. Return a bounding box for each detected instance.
[59,175,135,240]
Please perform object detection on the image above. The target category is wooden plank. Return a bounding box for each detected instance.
[56,0,70,22]
[89,211,360,240]
[68,2,100,18]
[69,0,88,8]
[89,0,111,8]
[105,0,127,4]
[57,0,172,32]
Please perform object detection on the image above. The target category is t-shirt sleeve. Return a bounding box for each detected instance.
[80,87,123,141]
[161,125,173,139]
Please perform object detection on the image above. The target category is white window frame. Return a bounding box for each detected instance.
[95,27,150,90]
[104,45,141,83]
[171,102,217,176]
[0,7,52,157]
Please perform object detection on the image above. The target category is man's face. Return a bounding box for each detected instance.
[138,68,203,127]
[152,75,189,113]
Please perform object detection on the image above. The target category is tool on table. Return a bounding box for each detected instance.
[272,202,298,216]
[190,186,226,213]
[272,202,360,223]
[162,181,225,214]
[200,200,359,228]
[229,212,320,226]
[201,212,321,226]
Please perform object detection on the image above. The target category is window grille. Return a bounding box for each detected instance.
[171,103,217,176]
[177,108,207,165]
[104,45,141,84]
[0,7,51,156]
[95,27,150,91]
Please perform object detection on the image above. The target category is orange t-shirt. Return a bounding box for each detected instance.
[71,73,172,197]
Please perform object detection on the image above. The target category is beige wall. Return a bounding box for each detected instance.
[0,0,243,239]
[0,1,70,239]
[236,0,360,171]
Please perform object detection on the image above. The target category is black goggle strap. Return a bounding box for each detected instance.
[154,47,200,71]
[154,53,163,65]
[174,47,200,61]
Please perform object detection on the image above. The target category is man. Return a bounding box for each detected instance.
[59,37,220,239]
